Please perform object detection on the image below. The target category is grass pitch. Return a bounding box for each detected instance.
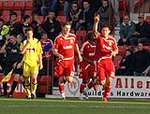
[0,98,150,114]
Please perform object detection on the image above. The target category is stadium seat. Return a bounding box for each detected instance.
[76,30,87,43]
[38,85,49,94]
[38,16,44,24]
[24,10,32,19]
[38,75,51,85]
[3,0,14,10]
[37,75,52,95]
[0,1,3,10]
[25,1,33,10]
[57,10,64,16]
[14,1,25,10]
[2,10,10,21]
[56,16,66,24]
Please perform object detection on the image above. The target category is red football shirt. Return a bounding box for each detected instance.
[80,41,96,61]
[95,34,118,60]
[54,33,77,60]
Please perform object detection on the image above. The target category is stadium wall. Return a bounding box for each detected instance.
[0,74,26,97]
[1,74,150,99]
[51,76,150,99]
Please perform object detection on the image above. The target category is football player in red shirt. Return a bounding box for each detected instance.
[93,15,118,102]
[79,32,97,99]
[53,22,82,99]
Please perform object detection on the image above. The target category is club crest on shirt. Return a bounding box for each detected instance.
[70,39,74,44]
[108,40,114,46]
[103,44,112,50]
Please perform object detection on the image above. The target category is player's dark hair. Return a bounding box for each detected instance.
[23,15,30,21]
[10,11,17,16]
[87,32,96,41]
[102,24,110,29]
[25,27,33,32]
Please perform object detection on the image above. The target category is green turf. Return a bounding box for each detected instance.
[0,98,150,114]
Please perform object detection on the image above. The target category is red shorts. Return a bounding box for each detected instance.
[55,59,74,77]
[97,58,115,82]
[79,61,96,81]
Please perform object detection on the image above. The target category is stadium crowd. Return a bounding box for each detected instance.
[0,0,150,99]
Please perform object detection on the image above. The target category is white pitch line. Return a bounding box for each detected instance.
[0,98,150,105]
[0,104,150,110]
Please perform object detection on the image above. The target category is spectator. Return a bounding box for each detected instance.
[31,14,43,40]
[68,1,81,31]
[40,0,49,16]
[42,10,61,41]
[1,34,22,96]
[48,0,65,15]
[64,0,72,17]
[7,11,22,36]
[0,42,5,73]
[0,18,10,69]
[0,20,6,74]
[96,0,115,31]
[132,43,150,76]
[22,15,31,35]
[116,49,134,76]
[33,0,43,15]
[143,65,150,76]
[49,0,58,11]
[56,0,77,16]
[90,0,102,13]
[0,18,10,38]
[56,0,65,15]
[118,15,136,45]
[132,14,150,45]
[77,1,94,30]
[40,32,53,76]
[33,0,50,16]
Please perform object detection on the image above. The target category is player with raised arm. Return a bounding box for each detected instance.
[93,14,118,102]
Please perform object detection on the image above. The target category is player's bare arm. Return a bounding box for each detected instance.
[112,40,118,57]
[16,61,23,69]
[20,40,30,54]
[93,14,100,37]
[0,39,8,53]
[112,50,118,57]
[75,44,82,62]
[39,54,43,70]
